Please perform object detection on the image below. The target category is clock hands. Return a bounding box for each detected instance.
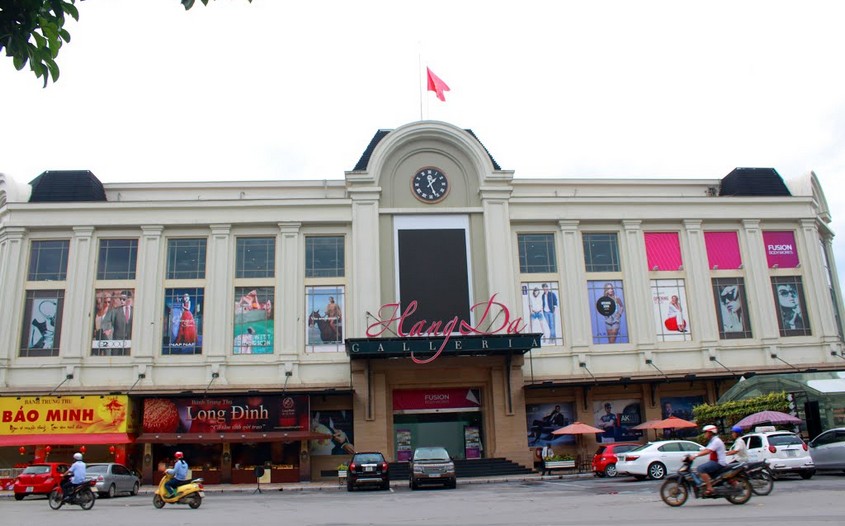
[427,174,437,193]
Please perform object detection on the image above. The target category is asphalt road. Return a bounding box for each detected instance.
[4,472,844,526]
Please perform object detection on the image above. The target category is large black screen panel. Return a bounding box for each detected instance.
[398,229,470,329]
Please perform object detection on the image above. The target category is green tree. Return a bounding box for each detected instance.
[0,0,250,87]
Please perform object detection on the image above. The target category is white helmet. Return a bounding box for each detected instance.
[702,424,718,434]
[73,452,83,460]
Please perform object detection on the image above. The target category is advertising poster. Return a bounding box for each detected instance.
[772,278,811,335]
[464,426,481,459]
[714,280,751,336]
[141,395,308,434]
[92,288,135,355]
[310,410,355,456]
[763,231,800,269]
[588,280,628,344]
[305,286,344,349]
[1,395,129,435]
[526,402,576,446]
[593,399,643,443]
[233,286,274,354]
[396,429,412,461]
[521,281,563,344]
[651,279,692,342]
[23,291,63,353]
[660,395,704,438]
[162,287,204,355]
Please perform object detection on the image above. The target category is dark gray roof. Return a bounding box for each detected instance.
[719,167,791,197]
[353,128,502,172]
[29,170,107,203]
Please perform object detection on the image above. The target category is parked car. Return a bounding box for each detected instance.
[13,463,69,500]
[807,427,845,471]
[616,440,704,480]
[409,446,456,490]
[346,452,390,491]
[84,462,141,497]
[591,442,641,478]
[741,430,815,479]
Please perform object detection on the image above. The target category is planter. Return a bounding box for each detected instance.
[542,460,576,474]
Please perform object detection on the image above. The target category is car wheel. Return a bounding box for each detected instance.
[605,464,618,478]
[648,462,667,480]
[14,493,24,501]
[107,484,116,498]
[346,480,354,492]
[448,478,457,489]
[131,482,140,496]
[410,478,418,491]
[799,470,815,480]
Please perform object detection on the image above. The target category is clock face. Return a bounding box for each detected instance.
[412,167,449,203]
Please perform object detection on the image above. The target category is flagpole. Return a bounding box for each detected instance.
[418,45,423,121]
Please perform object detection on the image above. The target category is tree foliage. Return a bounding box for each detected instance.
[0,0,251,87]
[692,391,790,426]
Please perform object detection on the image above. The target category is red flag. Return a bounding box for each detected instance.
[426,67,450,101]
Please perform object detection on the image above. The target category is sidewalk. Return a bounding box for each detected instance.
[1,472,593,498]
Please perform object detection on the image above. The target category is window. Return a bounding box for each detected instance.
[644,232,682,271]
[583,233,619,272]
[166,238,207,279]
[588,280,628,344]
[91,288,135,356]
[518,234,557,273]
[771,276,811,337]
[28,240,69,281]
[20,290,64,357]
[234,286,274,354]
[704,231,742,270]
[712,278,752,339]
[305,285,344,351]
[745,436,763,449]
[162,288,203,355]
[521,281,562,345]
[763,231,799,269]
[236,237,275,278]
[306,236,345,277]
[97,239,138,280]
[651,279,691,342]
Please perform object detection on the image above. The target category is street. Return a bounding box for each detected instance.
[3,473,844,526]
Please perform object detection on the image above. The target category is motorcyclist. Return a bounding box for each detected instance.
[164,451,189,498]
[691,424,727,495]
[726,425,748,463]
[61,452,86,501]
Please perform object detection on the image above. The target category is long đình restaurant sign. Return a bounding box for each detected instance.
[1,395,129,435]
[142,395,309,434]
[348,294,540,363]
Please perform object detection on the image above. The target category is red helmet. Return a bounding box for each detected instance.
[174,451,184,459]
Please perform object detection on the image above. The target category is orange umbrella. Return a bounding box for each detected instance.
[632,419,663,430]
[654,416,697,429]
[551,422,605,435]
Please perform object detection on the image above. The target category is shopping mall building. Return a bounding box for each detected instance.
[1,120,843,484]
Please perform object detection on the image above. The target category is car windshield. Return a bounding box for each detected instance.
[353,454,384,463]
[22,465,50,474]
[769,434,803,446]
[413,448,450,461]
[87,465,109,473]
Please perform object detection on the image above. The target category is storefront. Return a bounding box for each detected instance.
[135,394,330,484]
[0,395,135,468]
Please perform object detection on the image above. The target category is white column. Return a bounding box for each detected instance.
[740,219,779,340]
[558,220,589,349]
[621,220,653,346]
[682,220,718,344]
[278,222,302,356]
[349,189,381,337]
[206,224,232,360]
[61,226,95,361]
[0,227,26,377]
[135,226,164,362]
[481,190,516,311]
[798,219,838,339]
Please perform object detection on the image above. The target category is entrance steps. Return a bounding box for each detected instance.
[388,457,533,481]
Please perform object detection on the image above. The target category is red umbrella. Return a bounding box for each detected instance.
[735,411,801,429]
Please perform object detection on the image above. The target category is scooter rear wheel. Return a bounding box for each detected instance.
[78,488,95,510]
[750,469,774,496]
[726,477,753,505]
[48,489,64,510]
[660,479,689,507]
[153,494,166,508]
[187,494,202,509]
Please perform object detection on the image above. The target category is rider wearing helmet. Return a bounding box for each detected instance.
[691,424,727,495]
[61,451,87,501]
[726,424,748,462]
[165,451,189,497]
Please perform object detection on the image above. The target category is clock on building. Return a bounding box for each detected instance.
[411,167,449,203]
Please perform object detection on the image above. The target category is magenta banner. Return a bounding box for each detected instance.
[704,231,742,270]
[763,231,799,268]
[392,388,481,412]
[141,395,309,434]
[644,232,682,271]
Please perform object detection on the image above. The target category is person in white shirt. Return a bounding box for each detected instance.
[692,424,727,495]
[726,425,748,462]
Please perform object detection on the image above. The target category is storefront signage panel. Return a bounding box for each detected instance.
[393,388,482,412]
[347,333,540,359]
[1,395,128,435]
[142,395,308,434]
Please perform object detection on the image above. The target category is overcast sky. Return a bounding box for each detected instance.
[4,1,845,280]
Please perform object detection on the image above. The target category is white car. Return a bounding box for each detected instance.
[741,430,815,479]
[807,428,845,471]
[615,440,704,480]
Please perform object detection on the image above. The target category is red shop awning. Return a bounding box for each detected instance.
[134,431,331,444]
[0,433,135,447]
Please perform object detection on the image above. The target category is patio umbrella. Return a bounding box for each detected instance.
[654,416,697,429]
[632,419,662,430]
[735,410,801,429]
[551,422,605,470]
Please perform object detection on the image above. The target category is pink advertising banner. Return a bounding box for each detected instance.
[704,231,742,270]
[392,388,481,412]
[644,232,682,271]
[763,231,800,268]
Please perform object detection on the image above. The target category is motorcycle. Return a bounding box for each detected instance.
[660,456,753,507]
[48,475,97,510]
[744,460,774,496]
[153,472,204,509]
